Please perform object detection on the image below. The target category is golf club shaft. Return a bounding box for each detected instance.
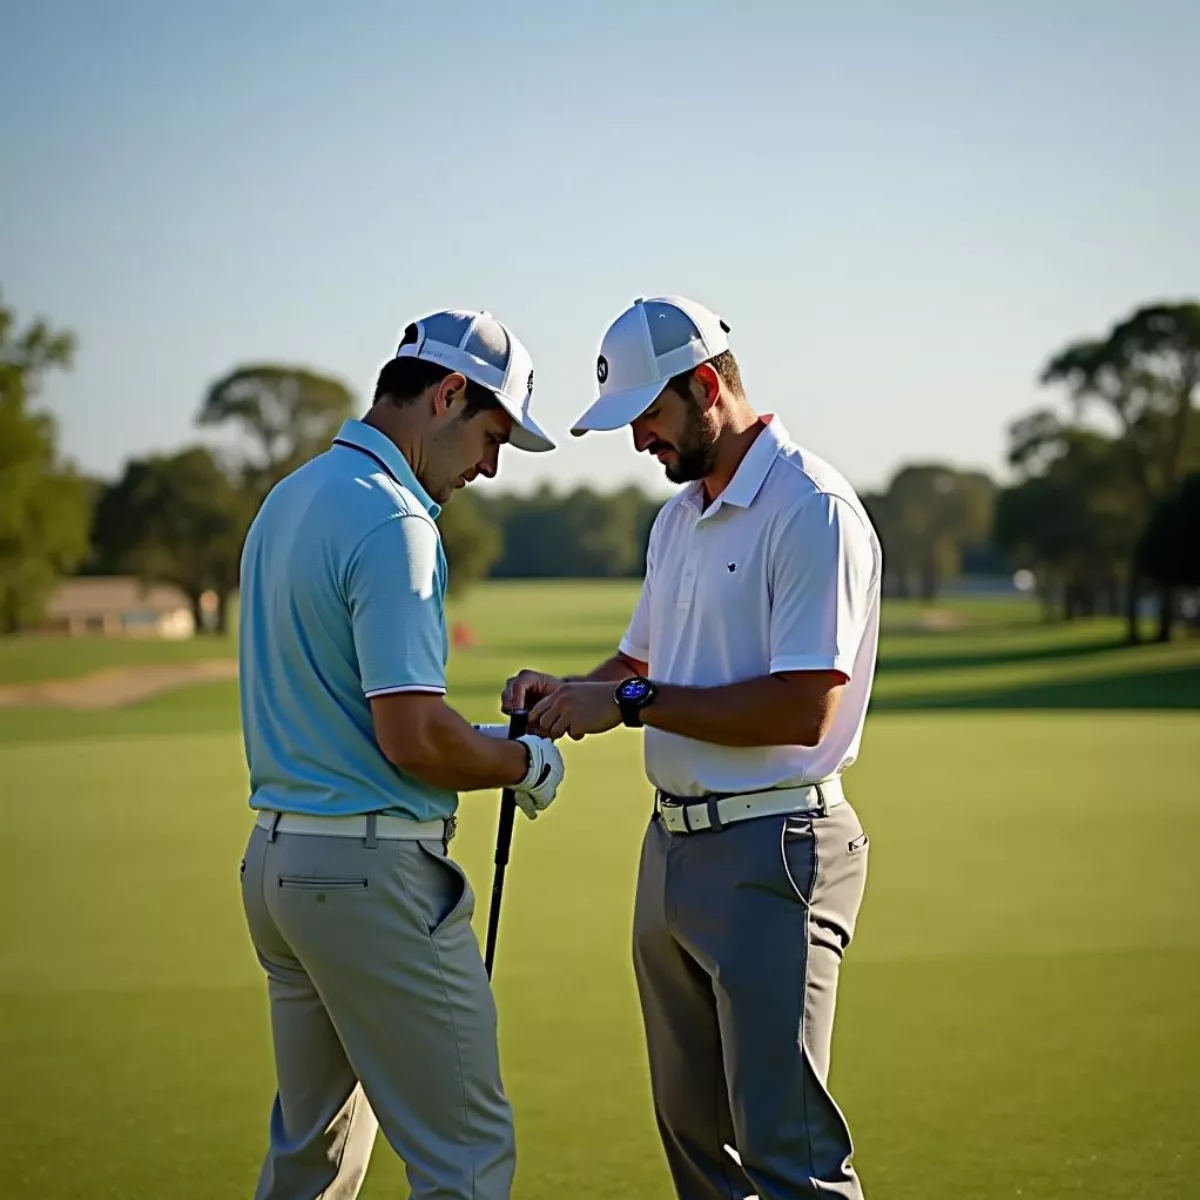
[484,708,527,978]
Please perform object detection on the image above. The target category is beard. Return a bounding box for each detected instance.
[650,402,719,483]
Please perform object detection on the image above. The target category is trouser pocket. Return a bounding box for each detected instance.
[412,841,472,938]
[278,876,369,891]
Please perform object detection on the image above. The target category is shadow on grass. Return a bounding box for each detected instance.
[872,662,1200,711]
[877,636,1127,675]
[879,616,1048,637]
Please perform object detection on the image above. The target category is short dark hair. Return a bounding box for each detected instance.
[664,349,744,400]
[374,324,503,418]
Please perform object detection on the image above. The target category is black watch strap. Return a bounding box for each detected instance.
[616,677,656,727]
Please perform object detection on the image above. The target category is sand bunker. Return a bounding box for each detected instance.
[0,660,238,710]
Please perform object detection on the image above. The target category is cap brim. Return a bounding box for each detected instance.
[570,380,667,437]
[497,399,556,453]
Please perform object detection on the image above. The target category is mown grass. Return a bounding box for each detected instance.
[0,582,1197,1198]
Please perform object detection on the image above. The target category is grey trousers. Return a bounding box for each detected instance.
[633,798,869,1200]
[239,821,515,1200]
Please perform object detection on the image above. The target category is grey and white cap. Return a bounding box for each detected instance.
[571,295,732,437]
[396,309,555,452]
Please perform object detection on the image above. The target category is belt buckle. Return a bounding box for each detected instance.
[655,791,679,833]
[657,790,724,835]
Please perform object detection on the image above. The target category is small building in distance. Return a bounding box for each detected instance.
[38,577,195,638]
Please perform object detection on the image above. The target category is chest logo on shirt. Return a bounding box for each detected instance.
[726,562,737,572]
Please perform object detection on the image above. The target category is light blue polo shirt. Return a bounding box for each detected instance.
[237,418,456,821]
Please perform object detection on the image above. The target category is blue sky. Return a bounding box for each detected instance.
[3,0,1197,499]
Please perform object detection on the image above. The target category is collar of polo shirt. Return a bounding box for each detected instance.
[332,419,442,518]
[680,414,790,517]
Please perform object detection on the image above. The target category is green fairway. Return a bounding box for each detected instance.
[1,583,1198,1198]
[0,629,239,685]
[0,583,1040,685]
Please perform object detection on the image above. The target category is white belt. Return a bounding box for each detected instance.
[255,810,450,841]
[656,778,844,835]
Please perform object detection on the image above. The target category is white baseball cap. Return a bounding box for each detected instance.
[395,309,555,452]
[570,295,732,437]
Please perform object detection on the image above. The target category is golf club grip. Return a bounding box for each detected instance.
[493,709,527,862]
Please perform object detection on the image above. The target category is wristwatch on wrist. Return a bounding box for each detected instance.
[614,676,657,727]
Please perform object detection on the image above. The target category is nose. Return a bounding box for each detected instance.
[631,422,655,453]
[477,449,499,479]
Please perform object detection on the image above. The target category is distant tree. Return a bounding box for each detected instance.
[994,475,1066,618]
[437,489,502,596]
[871,465,995,599]
[998,418,1140,620]
[0,289,92,632]
[488,484,661,579]
[1136,471,1200,638]
[91,447,250,634]
[198,364,355,499]
[1041,300,1200,640]
[487,484,566,578]
[564,485,659,578]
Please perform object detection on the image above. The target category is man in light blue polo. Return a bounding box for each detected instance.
[237,309,564,1200]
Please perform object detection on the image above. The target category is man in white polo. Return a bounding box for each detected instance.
[238,309,564,1200]
[504,296,881,1199]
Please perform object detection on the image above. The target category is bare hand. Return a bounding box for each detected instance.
[502,669,564,716]
[529,681,622,741]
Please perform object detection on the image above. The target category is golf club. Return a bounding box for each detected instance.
[484,708,527,979]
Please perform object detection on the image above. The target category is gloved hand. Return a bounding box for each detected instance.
[472,724,565,819]
[511,733,564,820]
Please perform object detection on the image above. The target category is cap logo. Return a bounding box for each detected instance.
[597,355,608,384]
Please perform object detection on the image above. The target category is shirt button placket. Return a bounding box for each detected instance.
[681,523,702,605]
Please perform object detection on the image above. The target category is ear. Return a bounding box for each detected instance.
[431,372,468,418]
[692,363,722,411]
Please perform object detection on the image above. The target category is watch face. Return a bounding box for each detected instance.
[618,678,651,703]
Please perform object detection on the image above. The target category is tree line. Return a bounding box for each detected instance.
[995,302,1200,641]
[2,284,1197,641]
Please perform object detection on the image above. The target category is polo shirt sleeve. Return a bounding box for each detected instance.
[618,579,652,664]
[618,519,658,664]
[767,492,878,679]
[345,515,447,698]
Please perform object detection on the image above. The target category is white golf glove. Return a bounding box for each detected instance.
[511,733,564,820]
[472,724,564,819]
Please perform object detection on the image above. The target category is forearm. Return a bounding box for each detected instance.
[506,653,648,736]
[643,675,836,748]
[392,705,528,792]
[568,652,645,685]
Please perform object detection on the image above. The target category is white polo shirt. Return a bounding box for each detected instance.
[618,414,882,798]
